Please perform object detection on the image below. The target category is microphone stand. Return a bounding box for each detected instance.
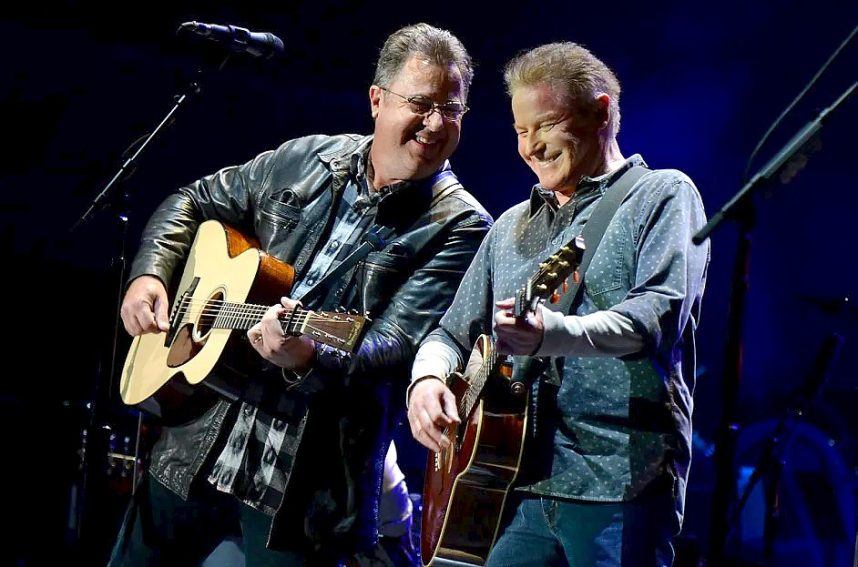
[68,52,230,559]
[697,82,855,565]
[729,333,843,562]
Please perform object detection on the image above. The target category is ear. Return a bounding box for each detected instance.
[369,85,383,119]
[594,93,611,131]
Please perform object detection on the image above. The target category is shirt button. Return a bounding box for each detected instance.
[330,240,340,250]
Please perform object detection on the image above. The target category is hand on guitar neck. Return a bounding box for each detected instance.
[247,297,315,373]
[493,297,545,356]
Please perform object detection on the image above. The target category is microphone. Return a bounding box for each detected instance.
[178,21,284,59]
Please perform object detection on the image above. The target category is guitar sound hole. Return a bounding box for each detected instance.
[196,291,224,337]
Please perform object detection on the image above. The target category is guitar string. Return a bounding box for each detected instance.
[173,298,360,315]
[173,312,356,329]
[172,304,358,325]
[174,308,357,325]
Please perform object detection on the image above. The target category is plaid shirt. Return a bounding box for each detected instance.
[207,143,446,516]
[208,145,380,515]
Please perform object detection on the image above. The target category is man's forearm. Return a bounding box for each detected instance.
[407,336,463,406]
[536,308,644,358]
[411,339,461,382]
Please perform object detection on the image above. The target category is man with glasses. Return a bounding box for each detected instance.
[409,42,709,565]
[111,23,490,565]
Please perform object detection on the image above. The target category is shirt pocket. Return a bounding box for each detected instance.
[257,191,302,247]
[583,222,630,302]
[354,249,411,316]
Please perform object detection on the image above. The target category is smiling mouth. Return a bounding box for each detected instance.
[414,134,441,145]
[533,153,561,166]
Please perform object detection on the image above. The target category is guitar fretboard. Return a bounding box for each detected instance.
[457,343,499,421]
[173,296,271,330]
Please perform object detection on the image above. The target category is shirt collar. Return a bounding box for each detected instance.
[528,154,647,216]
[348,138,453,212]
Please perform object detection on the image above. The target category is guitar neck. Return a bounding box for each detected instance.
[210,301,269,331]
[170,294,365,352]
[170,294,270,331]
[457,340,499,420]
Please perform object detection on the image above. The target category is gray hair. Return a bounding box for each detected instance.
[504,42,621,137]
[374,23,474,100]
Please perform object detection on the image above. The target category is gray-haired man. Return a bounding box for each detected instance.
[111,23,490,565]
[409,42,709,566]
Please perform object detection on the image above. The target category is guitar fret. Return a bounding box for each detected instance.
[233,303,242,329]
[244,305,253,330]
[237,303,250,330]
[213,306,225,329]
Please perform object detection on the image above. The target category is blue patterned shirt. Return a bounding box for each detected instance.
[423,155,709,516]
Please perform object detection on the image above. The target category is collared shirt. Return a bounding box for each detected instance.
[208,140,454,516]
[419,155,709,514]
[207,140,379,515]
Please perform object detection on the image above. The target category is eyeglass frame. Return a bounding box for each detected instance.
[378,86,469,121]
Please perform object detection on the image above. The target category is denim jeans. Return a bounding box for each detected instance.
[108,473,323,566]
[486,488,679,567]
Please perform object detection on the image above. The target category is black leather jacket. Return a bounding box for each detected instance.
[128,133,491,554]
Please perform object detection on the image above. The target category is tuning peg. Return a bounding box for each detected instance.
[537,284,548,292]
[349,309,359,315]
[335,306,346,313]
[548,271,558,279]
[538,262,547,269]
[572,270,580,284]
[550,292,561,304]
[559,260,570,268]
[562,280,569,293]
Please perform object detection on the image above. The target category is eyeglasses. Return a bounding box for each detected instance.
[379,87,469,121]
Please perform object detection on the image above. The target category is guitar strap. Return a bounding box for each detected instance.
[296,170,463,307]
[295,224,394,306]
[550,165,649,319]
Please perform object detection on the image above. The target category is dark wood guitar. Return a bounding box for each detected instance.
[119,220,367,416]
[421,235,585,566]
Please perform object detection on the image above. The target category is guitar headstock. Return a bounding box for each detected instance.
[514,234,585,317]
[281,307,368,353]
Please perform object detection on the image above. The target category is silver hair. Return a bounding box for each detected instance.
[374,23,474,100]
[504,42,621,137]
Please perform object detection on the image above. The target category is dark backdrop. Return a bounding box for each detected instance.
[1,1,856,564]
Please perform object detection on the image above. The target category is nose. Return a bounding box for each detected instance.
[522,131,544,157]
[422,109,445,132]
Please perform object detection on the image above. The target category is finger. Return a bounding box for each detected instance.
[441,389,461,424]
[261,304,285,323]
[120,302,141,336]
[261,305,287,341]
[415,432,441,453]
[494,309,513,330]
[417,388,452,427]
[123,315,141,337]
[134,301,158,334]
[495,297,516,309]
[416,410,443,452]
[247,326,264,341]
[153,293,170,332]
